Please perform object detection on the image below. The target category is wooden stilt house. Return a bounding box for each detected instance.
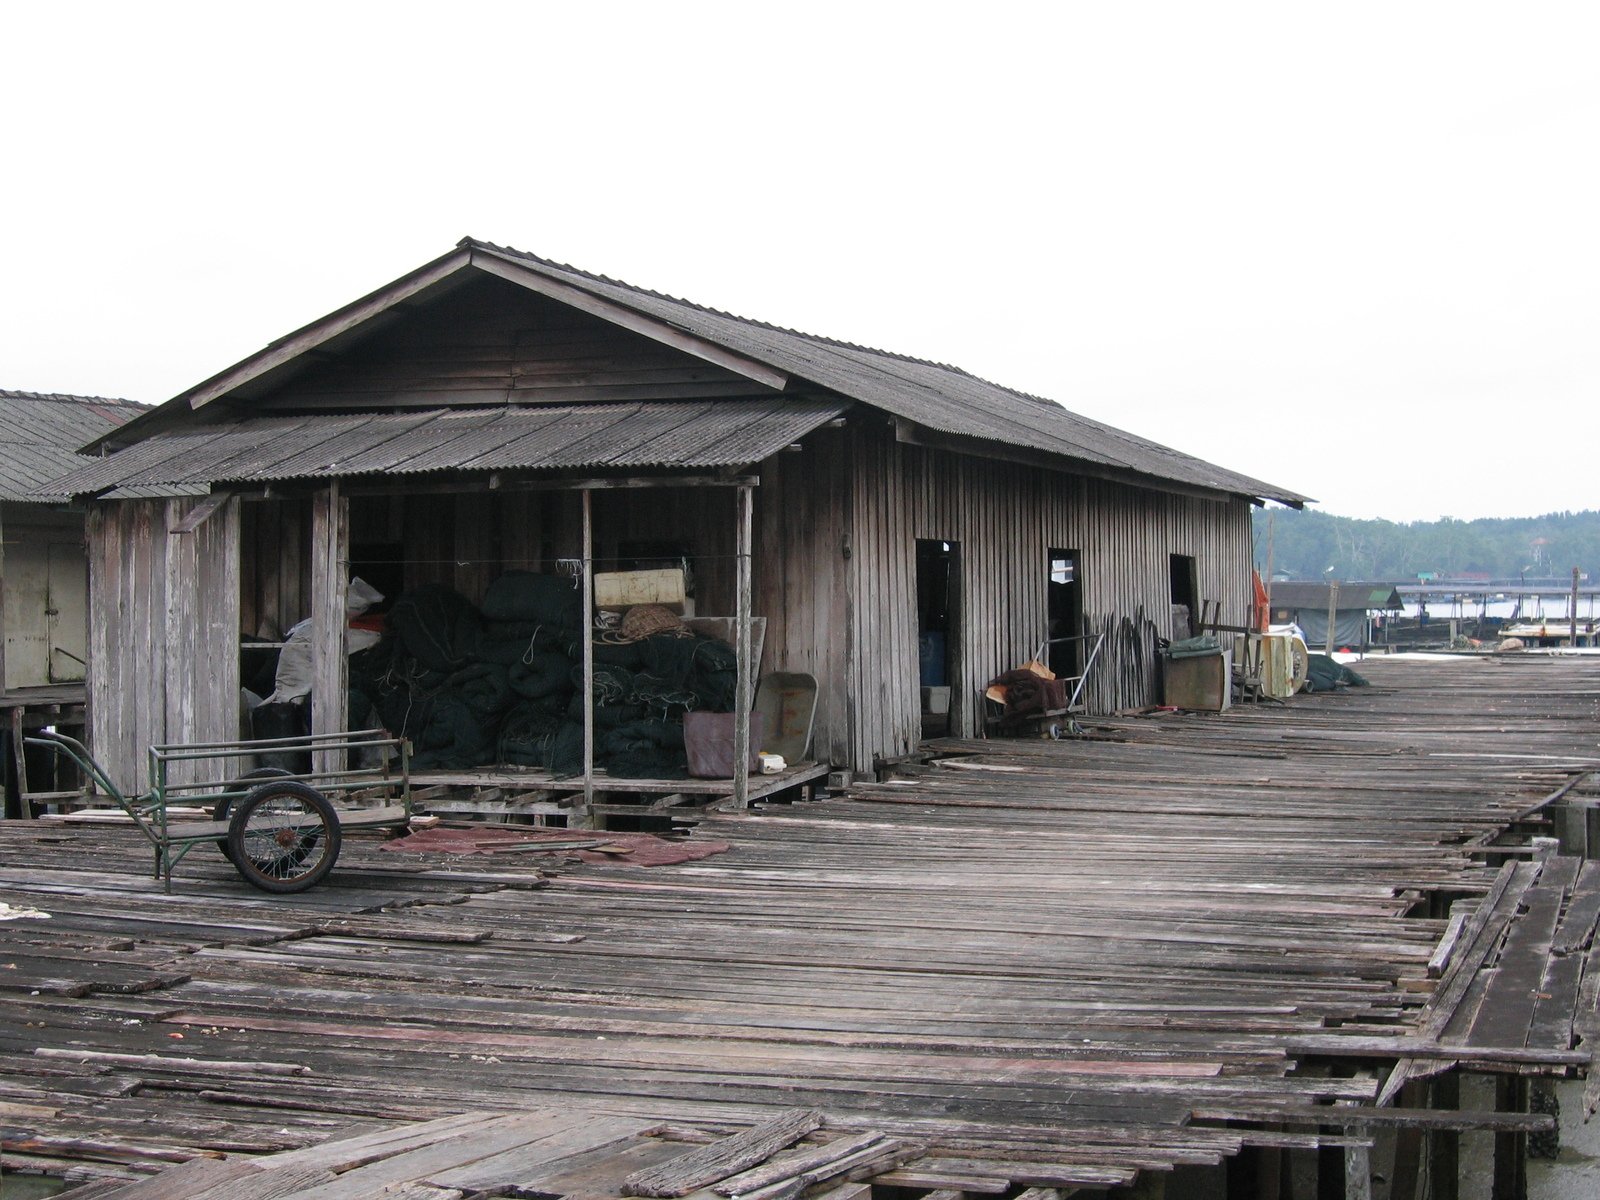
[1,389,144,816]
[46,240,1305,812]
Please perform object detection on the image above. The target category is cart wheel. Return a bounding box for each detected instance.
[213,767,294,864]
[1047,722,1064,740]
[227,782,341,894]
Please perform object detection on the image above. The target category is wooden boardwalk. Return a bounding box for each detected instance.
[1,654,1597,1196]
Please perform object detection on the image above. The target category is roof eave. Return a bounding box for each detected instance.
[892,419,1309,508]
[81,246,482,453]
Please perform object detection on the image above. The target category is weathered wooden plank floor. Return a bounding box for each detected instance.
[2,654,1596,1196]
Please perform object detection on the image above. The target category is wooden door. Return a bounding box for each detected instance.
[47,541,89,683]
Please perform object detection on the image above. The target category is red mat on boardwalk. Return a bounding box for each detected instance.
[380,825,730,866]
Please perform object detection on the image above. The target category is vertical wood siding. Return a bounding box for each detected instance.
[92,424,1254,789]
[752,426,853,768]
[88,497,241,792]
[757,424,1255,774]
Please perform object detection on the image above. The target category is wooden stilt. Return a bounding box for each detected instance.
[1255,1143,1283,1200]
[1343,1141,1371,1200]
[9,706,30,819]
[1430,1072,1460,1200]
[1492,1074,1528,1200]
[1389,1082,1424,1200]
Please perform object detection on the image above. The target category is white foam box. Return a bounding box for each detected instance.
[593,568,687,613]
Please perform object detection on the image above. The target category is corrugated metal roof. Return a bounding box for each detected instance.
[44,398,850,496]
[0,390,146,502]
[466,242,1309,505]
[60,241,1308,505]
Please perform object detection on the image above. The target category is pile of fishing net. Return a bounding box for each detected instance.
[348,572,736,777]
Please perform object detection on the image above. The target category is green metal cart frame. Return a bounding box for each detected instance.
[27,729,413,894]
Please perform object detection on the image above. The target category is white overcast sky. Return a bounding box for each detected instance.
[4,3,1595,523]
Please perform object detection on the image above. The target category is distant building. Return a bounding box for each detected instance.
[1269,581,1403,650]
[1,390,144,689]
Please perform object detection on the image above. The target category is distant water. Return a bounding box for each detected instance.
[1402,595,1598,621]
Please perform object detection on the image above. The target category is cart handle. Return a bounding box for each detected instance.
[25,731,130,809]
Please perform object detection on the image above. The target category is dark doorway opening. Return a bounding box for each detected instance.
[916,540,960,736]
[1047,550,1083,678]
[1170,553,1198,639]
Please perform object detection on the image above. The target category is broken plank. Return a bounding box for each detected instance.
[623,1108,823,1197]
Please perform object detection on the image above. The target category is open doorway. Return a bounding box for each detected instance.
[916,539,960,736]
[1047,550,1083,678]
[1170,554,1198,639]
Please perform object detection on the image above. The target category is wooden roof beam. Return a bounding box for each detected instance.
[185,248,477,411]
[468,246,790,394]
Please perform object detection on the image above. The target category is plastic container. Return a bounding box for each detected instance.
[683,711,767,779]
[754,671,818,761]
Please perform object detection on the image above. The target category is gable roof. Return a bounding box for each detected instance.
[0,389,145,503]
[478,243,1312,504]
[69,240,1308,505]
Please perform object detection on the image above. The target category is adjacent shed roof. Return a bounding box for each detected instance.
[60,240,1309,505]
[1270,581,1405,612]
[46,397,849,497]
[0,389,145,502]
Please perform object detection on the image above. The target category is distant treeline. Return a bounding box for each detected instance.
[1252,508,1600,582]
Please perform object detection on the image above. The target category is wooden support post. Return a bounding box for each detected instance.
[1343,1141,1371,1200]
[0,505,8,694]
[1492,1074,1528,1200]
[1325,582,1339,656]
[1571,566,1580,648]
[733,484,753,810]
[1264,511,1275,614]
[9,706,29,820]
[311,480,349,777]
[1254,1143,1283,1200]
[1430,1071,1460,1200]
[577,488,595,830]
[1389,1081,1425,1200]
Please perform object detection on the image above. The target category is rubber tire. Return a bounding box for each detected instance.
[213,767,295,865]
[226,781,342,894]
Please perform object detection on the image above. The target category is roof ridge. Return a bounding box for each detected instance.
[463,238,986,377]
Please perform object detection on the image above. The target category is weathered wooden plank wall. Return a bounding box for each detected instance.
[753,426,853,769]
[89,421,1250,789]
[755,423,1255,774]
[257,277,763,410]
[163,496,242,785]
[88,497,241,791]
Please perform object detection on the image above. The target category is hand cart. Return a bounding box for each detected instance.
[26,729,413,894]
[982,631,1104,739]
